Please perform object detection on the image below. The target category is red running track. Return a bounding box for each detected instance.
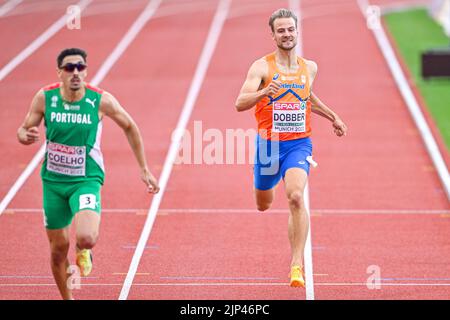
[0,0,71,67]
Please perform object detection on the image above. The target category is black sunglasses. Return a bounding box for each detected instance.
[60,62,87,72]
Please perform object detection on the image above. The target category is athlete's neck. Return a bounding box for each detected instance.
[60,83,85,103]
[275,49,298,69]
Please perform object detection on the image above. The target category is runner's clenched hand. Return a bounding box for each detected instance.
[264,80,282,97]
[18,126,40,145]
[141,168,160,194]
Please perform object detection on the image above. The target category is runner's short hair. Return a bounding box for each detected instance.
[57,48,87,68]
[269,8,298,32]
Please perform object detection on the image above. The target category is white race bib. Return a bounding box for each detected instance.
[46,141,86,176]
[272,101,307,133]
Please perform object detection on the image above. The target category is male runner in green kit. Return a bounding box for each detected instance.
[17,48,160,300]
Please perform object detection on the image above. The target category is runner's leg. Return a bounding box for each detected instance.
[254,188,275,211]
[75,210,100,250]
[69,182,102,276]
[284,167,308,267]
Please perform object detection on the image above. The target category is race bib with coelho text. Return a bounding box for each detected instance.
[46,141,86,176]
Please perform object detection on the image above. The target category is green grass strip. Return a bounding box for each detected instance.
[384,8,450,149]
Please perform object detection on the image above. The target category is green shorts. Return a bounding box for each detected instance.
[42,180,102,230]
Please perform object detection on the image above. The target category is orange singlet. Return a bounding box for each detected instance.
[255,52,312,141]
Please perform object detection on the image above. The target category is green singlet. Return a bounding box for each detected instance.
[41,82,104,184]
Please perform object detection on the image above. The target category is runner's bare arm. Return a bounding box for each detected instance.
[100,92,160,193]
[306,60,348,137]
[235,59,281,112]
[17,90,45,145]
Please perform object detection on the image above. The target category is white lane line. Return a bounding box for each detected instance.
[118,0,232,300]
[0,0,92,81]
[290,0,314,301]
[316,282,450,287]
[5,208,450,215]
[0,0,162,217]
[357,0,450,200]
[0,0,22,17]
[312,209,450,215]
[0,275,52,279]
[2,282,450,287]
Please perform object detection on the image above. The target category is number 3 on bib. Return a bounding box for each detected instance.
[272,101,307,133]
[79,194,96,210]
